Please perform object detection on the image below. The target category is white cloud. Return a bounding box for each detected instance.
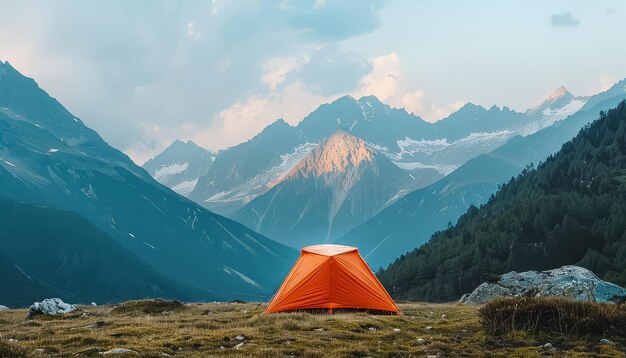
[352,52,399,101]
[261,56,304,91]
[351,52,465,122]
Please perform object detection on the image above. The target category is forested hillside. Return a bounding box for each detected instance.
[378,101,626,302]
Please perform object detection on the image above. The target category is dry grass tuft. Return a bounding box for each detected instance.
[109,299,185,315]
[478,297,626,337]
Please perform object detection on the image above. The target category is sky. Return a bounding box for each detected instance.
[1,0,625,164]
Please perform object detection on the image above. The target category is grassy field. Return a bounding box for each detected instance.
[0,300,624,357]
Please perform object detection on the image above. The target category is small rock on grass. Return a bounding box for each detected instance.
[100,348,138,355]
[540,343,556,351]
[74,347,105,356]
[599,339,614,345]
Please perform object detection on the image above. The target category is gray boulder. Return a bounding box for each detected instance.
[460,265,626,304]
[27,298,77,318]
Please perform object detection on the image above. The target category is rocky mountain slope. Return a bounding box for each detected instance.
[143,140,215,196]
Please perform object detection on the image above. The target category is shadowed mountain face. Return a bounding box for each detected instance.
[336,81,626,271]
[0,198,191,307]
[143,140,215,197]
[0,60,297,305]
[233,130,425,247]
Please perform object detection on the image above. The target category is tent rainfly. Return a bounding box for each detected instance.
[264,244,400,314]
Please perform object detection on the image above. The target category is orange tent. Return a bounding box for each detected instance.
[265,244,400,314]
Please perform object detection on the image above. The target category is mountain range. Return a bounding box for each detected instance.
[150,82,610,254]
[184,95,559,217]
[0,60,297,306]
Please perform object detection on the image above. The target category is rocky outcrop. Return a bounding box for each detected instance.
[460,266,626,305]
[27,298,77,318]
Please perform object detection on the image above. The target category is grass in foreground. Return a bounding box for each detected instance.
[0,300,624,357]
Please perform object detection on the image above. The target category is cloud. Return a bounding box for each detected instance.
[350,53,466,122]
[262,56,303,91]
[551,12,580,27]
[192,81,337,150]
[290,45,371,96]
[352,53,400,101]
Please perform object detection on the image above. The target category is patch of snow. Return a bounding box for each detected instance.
[367,143,389,153]
[1,158,16,167]
[80,184,97,199]
[393,161,457,175]
[14,265,33,282]
[385,189,407,207]
[142,241,156,250]
[453,130,513,145]
[205,142,317,205]
[47,148,59,153]
[172,178,199,196]
[358,98,375,120]
[519,99,586,136]
[223,265,260,287]
[140,194,165,214]
[153,162,189,181]
[394,137,450,160]
[128,233,135,238]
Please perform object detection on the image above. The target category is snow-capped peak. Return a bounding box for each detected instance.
[284,130,374,179]
[526,86,576,116]
[546,86,571,102]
